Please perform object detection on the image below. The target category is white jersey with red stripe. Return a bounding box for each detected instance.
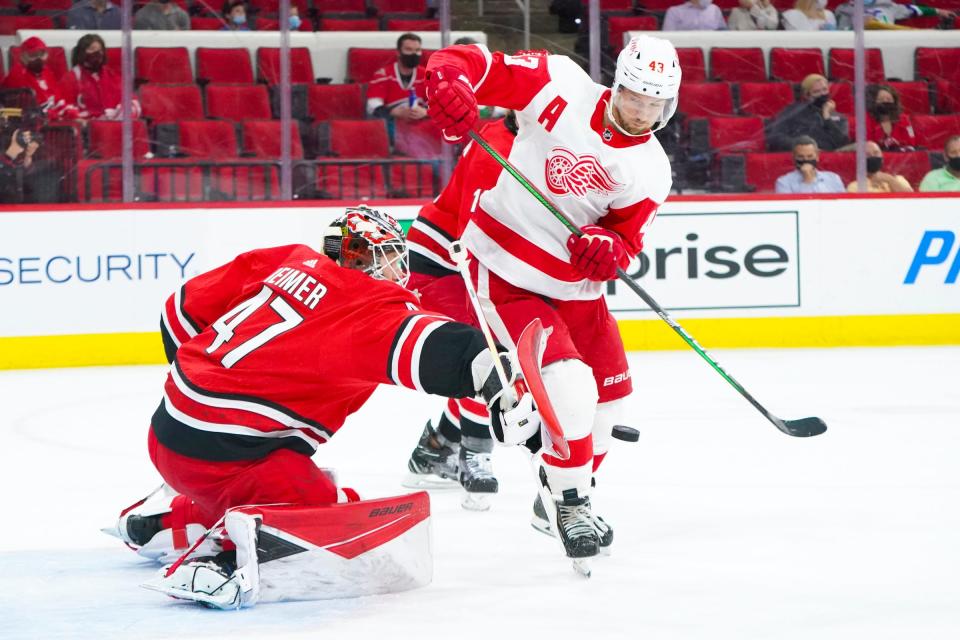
[157,245,481,462]
[428,44,672,301]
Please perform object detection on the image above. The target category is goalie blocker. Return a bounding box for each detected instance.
[144,492,433,609]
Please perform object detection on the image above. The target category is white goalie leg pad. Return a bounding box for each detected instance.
[224,492,433,607]
[592,398,627,458]
[541,359,599,443]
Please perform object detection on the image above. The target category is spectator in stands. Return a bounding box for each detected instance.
[775,135,845,193]
[0,126,60,204]
[835,0,955,29]
[767,74,848,152]
[61,34,142,121]
[846,141,913,192]
[67,0,121,30]
[865,84,915,152]
[221,0,251,30]
[135,0,191,30]
[366,33,428,123]
[1,37,78,121]
[728,0,779,29]
[662,0,727,30]
[781,0,837,30]
[919,135,960,192]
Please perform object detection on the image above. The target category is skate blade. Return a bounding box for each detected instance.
[461,492,492,511]
[401,473,459,491]
[571,558,592,579]
[141,581,241,609]
[530,518,555,539]
[100,525,122,540]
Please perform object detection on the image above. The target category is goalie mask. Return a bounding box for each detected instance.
[608,34,682,136]
[322,205,410,287]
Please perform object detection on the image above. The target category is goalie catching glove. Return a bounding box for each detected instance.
[472,349,540,446]
[425,65,478,144]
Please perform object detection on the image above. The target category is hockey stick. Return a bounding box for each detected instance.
[449,241,571,459]
[466,129,827,439]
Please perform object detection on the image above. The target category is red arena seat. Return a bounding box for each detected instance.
[769,48,825,83]
[0,16,56,35]
[935,80,960,113]
[177,120,239,158]
[606,16,658,54]
[135,47,193,85]
[738,82,794,118]
[707,116,766,153]
[206,83,272,120]
[743,152,793,193]
[710,48,765,83]
[139,84,204,123]
[87,120,150,159]
[372,0,427,13]
[318,17,380,30]
[241,119,304,158]
[883,150,931,187]
[385,19,440,30]
[886,81,931,115]
[676,48,706,83]
[257,47,315,85]
[829,82,854,114]
[347,48,398,83]
[190,17,226,29]
[828,48,885,84]
[818,151,856,184]
[307,83,365,120]
[915,47,960,84]
[911,114,960,149]
[314,0,367,13]
[677,82,734,118]
[196,48,254,85]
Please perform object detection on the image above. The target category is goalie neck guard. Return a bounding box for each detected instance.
[607,34,682,136]
[323,205,410,287]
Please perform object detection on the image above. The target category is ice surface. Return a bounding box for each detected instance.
[1,346,958,640]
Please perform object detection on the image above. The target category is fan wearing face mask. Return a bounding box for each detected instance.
[366,32,429,123]
[920,136,960,193]
[846,141,914,193]
[781,0,837,30]
[775,135,845,194]
[60,33,143,121]
[766,73,849,152]
[1,37,79,120]
[865,84,916,152]
[662,0,728,30]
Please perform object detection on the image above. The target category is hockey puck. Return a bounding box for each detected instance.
[611,425,639,443]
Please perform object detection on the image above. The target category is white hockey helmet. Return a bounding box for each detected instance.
[322,205,410,286]
[609,35,682,134]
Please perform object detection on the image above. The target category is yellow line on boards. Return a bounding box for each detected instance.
[1,314,958,369]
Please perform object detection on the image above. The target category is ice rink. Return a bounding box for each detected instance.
[1,345,958,640]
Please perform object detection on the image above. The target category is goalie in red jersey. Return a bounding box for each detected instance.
[107,205,550,609]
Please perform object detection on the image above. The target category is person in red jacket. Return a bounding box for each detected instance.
[865,83,916,152]
[59,33,141,121]
[1,37,78,120]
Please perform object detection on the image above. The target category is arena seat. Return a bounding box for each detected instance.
[254,17,315,30]
[829,81,854,114]
[307,83,365,120]
[828,48,885,84]
[20,0,72,9]
[190,17,225,29]
[769,48,824,83]
[206,83,272,120]
[743,152,792,193]
[140,84,204,122]
[135,47,193,85]
[883,150,931,187]
[606,16,658,53]
[177,120,239,158]
[710,48,765,83]
[242,119,304,158]
[707,116,766,153]
[0,15,56,35]
[915,47,960,84]
[677,82,734,118]
[676,48,706,83]
[393,119,442,158]
[86,120,150,159]
[196,48,255,85]
[319,17,380,30]
[911,114,960,149]
[257,47,315,84]
[372,0,428,14]
[346,48,436,83]
[934,80,960,113]
[247,0,310,15]
[8,45,67,81]
[314,0,368,13]
[886,81,931,115]
[737,82,794,118]
[818,151,856,184]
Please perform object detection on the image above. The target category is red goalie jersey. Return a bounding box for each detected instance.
[427,45,672,301]
[158,244,486,462]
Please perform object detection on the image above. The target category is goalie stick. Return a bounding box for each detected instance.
[466,129,827,439]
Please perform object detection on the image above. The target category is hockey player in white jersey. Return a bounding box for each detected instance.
[425,35,681,571]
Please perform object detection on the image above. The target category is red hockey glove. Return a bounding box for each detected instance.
[566,225,626,281]
[426,65,478,144]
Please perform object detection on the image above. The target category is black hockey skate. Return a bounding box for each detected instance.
[402,421,460,489]
[125,513,165,547]
[532,494,613,554]
[458,437,499,511]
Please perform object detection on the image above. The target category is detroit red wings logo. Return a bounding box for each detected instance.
[545,148,623,198]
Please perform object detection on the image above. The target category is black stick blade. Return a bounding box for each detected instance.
[775,416,828,438]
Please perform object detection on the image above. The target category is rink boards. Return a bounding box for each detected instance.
[1,195,958,368]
